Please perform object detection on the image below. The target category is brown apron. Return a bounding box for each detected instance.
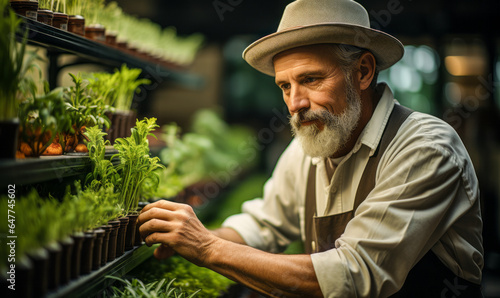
[304,104,482,297]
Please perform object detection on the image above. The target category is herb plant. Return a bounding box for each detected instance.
[113,118,165,214]
[113,64,150,112]
[104,276,200,298]
[0,0,39,121]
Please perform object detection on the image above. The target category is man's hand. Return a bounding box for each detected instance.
[137,200,219,266]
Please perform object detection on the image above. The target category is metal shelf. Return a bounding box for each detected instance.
[47,244,157,298]
[0,150,118,186]
[17,16,204,90]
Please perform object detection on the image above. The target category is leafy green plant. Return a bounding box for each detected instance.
[113,118,165,214]
[130,256,234,298]
[113,64,150,112]
[0,1,40,121]
[84,126,120,190]
[18,84,70,157]
[105,276,200,298]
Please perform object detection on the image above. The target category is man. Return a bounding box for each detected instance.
[138,0,484,297]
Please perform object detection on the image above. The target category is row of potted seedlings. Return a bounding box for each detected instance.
[8,0,204,68]
[1,118,164,297]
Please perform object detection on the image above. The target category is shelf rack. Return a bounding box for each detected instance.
[0,151,118,187]
[17,16,204,90]
[47,244,157,298]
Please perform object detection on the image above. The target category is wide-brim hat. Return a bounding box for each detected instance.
[243,0,405,76]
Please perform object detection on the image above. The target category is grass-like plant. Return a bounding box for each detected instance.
[104,276,200,298]
[113,65,150,112]
[113,117,165,214]
[0,0,39,121]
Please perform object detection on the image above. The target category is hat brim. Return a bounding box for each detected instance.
[243,23,404,76]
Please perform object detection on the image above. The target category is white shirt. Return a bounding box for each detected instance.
[222,85,483,297]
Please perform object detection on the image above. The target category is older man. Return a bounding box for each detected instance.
[138,0,483,297]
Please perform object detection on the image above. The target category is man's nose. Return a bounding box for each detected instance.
[288,85,310,114]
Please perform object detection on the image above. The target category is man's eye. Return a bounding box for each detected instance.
[305,77,317,83]
[280,83,290,90]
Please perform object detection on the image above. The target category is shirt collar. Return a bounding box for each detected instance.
[352,83,396,156]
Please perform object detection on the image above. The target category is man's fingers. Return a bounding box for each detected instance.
[140,199,183,214]
[154,244,176,260]
[138,206,175,227]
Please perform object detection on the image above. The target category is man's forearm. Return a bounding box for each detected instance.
[205,237,323,297]
[211,227,247,245]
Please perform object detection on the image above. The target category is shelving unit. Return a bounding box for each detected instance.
[17,16,204,90]
[47,244,157,298]
[4,14,207,297]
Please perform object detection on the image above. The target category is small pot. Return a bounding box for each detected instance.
[80,230,96,275]
[85,24,106,42]
[59,236,74,286]
[125,213,139,250]
[15,255,34,298]
[37,9,53,26]
[116,217,129,257]
[92,228,105,270]
[105,32,117,46]
[52,12,68,31]
[46,241,62,290]
[27,247,49,297]
[70,232,85,279]
[100,225,112,265]
[68,15,85,36]
[107,220,120,261]
[9,1,38,20]
[0,119,19,159]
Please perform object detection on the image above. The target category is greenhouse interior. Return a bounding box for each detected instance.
[1,0,500,297]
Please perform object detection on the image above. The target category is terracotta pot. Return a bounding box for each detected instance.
[80,230,96,275]
[46,241,62,290]
[70,233,84,279]
[92,228,105,270]
[105,33,117,46]
[52,12,68,31]
[107,220,120,261]
[68,15,85,36]
[116,217,129,257]
[37,9,53,25]
[125,214,139,250]
[59,236,74,286]
[85,24,105,42]
[9,1,38,20]
[100,225,112,266]
[28,247,49,297]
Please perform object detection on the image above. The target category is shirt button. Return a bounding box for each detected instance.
[331,187,337,193]
[311,240,316,252]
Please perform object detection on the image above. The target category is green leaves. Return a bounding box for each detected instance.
[105,276,201,298]
[0,1,40,120]
[113,117,165,214]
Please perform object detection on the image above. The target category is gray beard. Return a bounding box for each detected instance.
[289,79,362,158]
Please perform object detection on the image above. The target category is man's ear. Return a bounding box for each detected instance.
[356,52,377,91]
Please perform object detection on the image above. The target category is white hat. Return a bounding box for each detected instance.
[243,0,405,76]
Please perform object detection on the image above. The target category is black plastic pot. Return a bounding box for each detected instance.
[100,225,112,266]
[92,228,105,270]
[28,247,49,297]
[80,231,96,275]
[116,217,129,257]
[125,214,139,250]
[59,236,74,286]
[46,241,62,290]
[70,233,85,279]
[107,220,120,261]
[0,119,19,159]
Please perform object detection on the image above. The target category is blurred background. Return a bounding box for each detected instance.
[34,0,500,295]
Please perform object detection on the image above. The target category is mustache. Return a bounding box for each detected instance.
[290,109,334,128]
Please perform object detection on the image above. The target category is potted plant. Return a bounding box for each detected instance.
[62,72,110,154]
[0,1,39,159]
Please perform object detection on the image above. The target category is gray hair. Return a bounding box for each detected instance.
[329,44,379,90]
